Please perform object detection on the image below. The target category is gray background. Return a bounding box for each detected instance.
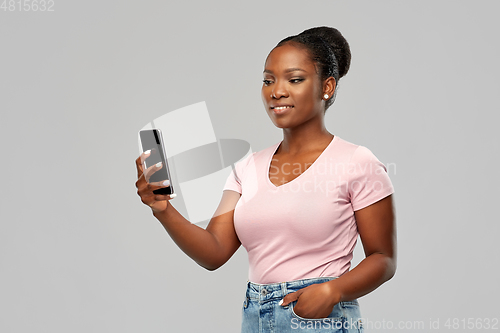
[1,0,499,332]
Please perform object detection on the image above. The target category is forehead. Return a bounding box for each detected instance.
[264,43,316,74]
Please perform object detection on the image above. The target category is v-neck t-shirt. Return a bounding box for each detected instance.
[223,135,394,284]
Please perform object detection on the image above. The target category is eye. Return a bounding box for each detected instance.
[262,79,273,86]
[290,78,304,83]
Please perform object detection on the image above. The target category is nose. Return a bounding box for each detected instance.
[271,80,288,99]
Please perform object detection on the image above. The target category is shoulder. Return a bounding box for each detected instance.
[333,136,380,163]
[351,146,380,165]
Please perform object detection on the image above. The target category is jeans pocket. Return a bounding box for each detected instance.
[290,300,343,322]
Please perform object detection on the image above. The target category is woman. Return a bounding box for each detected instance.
[135,26,396,332]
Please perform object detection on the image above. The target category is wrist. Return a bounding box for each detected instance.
[152,204,170,219]
[324,279,344,304]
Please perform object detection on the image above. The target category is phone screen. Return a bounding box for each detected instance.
[139,129,174,195]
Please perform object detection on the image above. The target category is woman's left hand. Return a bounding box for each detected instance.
[280,282,341,319]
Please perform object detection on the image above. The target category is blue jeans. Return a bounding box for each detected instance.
[241,277,364,333]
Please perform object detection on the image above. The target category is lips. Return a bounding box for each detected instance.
[271,105,293,115]
[270,104,294,110]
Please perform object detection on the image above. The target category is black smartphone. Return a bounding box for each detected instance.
[139,129,175,196]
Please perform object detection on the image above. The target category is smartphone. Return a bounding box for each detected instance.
[139,129,175,196]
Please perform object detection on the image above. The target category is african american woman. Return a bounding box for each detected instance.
[135,26,396,332]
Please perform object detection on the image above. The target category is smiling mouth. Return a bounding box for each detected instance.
[271,106,294,110]
[271,105,294,115]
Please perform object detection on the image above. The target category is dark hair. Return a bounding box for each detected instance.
[274,26,351,111]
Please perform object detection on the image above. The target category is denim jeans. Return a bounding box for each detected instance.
[241,277,364,333]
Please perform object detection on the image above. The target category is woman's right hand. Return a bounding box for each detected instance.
[135,149,242,271]
[135,150,174,213]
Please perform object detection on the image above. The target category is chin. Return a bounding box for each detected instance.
[272,121,292,129]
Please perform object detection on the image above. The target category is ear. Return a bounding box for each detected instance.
[323,77,336,98]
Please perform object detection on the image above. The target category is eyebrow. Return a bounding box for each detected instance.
[263,68,307,74]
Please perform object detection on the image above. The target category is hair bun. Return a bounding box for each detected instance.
[299,26,351,78]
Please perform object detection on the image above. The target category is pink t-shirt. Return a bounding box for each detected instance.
[223,135,394,284]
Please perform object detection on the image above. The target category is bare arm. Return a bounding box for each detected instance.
[326,194,397,301]
[152,190,242,270]
[135,151,242,271]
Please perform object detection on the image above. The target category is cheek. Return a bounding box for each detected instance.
[261,87,269,103]
[295,86,316,104]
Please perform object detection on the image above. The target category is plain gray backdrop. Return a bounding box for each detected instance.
[1,0,499,332]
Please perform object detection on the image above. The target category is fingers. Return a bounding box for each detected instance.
[136,150,175,210]
[149,179,170,188]
[280,290,303,306]
[136,173,173,204]
[142,192,175,212]
[143,161,166,183]
[137,179,170,197]
[140,191,173,205]
[135,150,151,178]
[153,193,176,201]
[151,182,174,200]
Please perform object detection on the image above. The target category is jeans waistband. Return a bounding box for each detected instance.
[245,276,337,302]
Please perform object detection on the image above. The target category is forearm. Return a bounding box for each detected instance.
[327,253,396,303]
[152,204,222,270]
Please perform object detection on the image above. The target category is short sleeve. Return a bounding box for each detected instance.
[223,153,254,194]
[223,166,242,194]
[348,146,394,211]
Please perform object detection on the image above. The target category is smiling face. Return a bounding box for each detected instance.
[261,42,333,129]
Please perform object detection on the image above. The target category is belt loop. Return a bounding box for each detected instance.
[282,281,287,296]
[281,281,289,308]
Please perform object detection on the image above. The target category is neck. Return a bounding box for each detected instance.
[279,125,333,155]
